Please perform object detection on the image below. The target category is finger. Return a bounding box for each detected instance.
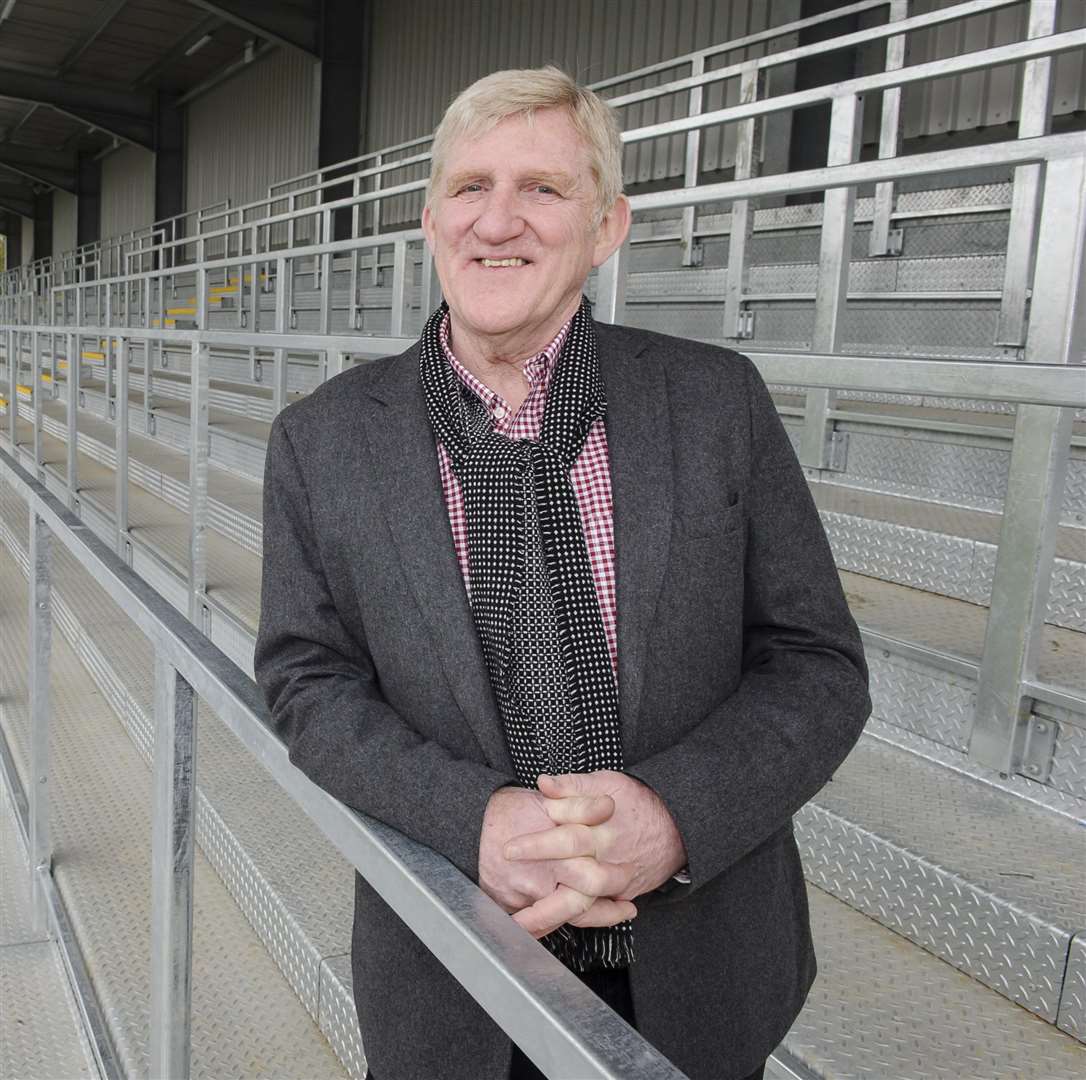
[512,885,595,939]
[541,793,614,826]
[536,773,588,798]
[505,823,598,862]
[568,897,638,928]
[551,857,634,898]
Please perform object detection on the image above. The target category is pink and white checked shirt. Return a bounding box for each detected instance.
[435,313,618,675]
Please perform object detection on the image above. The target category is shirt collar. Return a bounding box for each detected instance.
[438,310,574,409]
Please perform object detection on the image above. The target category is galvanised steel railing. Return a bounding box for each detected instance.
[0,441,688,1080]
[7,0,1067,294]
[0,11,1083,831]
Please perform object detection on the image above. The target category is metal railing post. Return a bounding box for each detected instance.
[679,54,705,267]
[594,237,631,325]
[66,331,78,509]
[187,341,210,625]
[420,244,443,321]
[6,329,14,449]
[272,256,289,417]
[319,251,334,335]
[115,337,130,562]
[31,330,43,477]
[996,0,1058,348]
[28,508,53,935]
[389,238,407,337]
[722,61,765,341]
[149,649,196,1080]
[800,93,862,473]
[868,0,908,256]
[970,149,1086,776]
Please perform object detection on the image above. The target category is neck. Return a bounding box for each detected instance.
[447,298,580,412]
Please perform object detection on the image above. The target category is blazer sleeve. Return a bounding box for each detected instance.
[626,356,871,893]
[254,412,515,882]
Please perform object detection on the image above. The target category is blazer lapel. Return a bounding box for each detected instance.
[598,326,673,758]
[360,349,515,773]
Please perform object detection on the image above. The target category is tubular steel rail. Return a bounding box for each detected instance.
[0,442,688,1080]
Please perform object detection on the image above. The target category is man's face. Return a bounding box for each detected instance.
[422,107,629,351]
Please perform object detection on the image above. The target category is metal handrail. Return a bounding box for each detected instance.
[8,0,1068,288]
[0,443,686,1080]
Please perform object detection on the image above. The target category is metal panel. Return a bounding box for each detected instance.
[51,192,77,263]
[100,145,155,243]
[186,48,318,214]
[902,0,1086,139]
[364,0,801,225]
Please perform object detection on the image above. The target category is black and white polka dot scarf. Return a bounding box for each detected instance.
[420,298,633,971]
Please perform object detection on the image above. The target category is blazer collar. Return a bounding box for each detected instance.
[361,324,672,765]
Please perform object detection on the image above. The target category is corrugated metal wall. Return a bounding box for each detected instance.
[856,0,1085,143]
[101,144,156,239]
[185,48,319,214]
[365,0,801,224]
[52,191,77,260]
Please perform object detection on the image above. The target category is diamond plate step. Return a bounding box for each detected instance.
[0,527,346,1079]
[811,482,1086,632]
[0,471,363,1076]
[0,777,100,1080]
[781,885,1086,1080]
[798,734,1086,1032]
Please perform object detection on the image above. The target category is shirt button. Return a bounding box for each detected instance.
[493,404,508,420]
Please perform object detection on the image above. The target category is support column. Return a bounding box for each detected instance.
[154,92,185,226]
[786,0,863,195]
[77,152,102,251]
[317,0,370,240]
[33,191,52,263]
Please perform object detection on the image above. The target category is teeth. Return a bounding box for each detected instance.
[481,258,526,267]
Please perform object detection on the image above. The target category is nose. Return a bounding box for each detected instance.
[472,185,525,245]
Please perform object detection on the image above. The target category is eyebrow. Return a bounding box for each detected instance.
[443,169,580,194]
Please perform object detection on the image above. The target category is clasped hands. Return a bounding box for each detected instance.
[478,770,688,940]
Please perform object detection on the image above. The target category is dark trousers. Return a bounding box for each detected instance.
[509,966,766,1080]
[369,965,766,1080]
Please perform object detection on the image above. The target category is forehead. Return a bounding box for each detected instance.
[443,108,592,174]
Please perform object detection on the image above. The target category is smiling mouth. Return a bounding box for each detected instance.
[477,257,529,267]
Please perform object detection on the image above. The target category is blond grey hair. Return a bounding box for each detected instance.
[426,66,624,226]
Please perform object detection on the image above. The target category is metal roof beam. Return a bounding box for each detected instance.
[129,13,223,87]
[56,0,130,75]
[0,145,77,193]
[0,67,154,148]
[187,0,318,57]
[0,193,35,218]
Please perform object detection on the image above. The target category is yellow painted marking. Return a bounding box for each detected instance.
[58,360,69,369]
[16,384,31,397]
[166,306,196,316]
[82,351,105,361]
[41,373,52,383]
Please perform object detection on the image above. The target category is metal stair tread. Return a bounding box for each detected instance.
[812,481,1085,563]
[9,418,264,630]
[815,733,1085,928]
[839,569,1085,693]
[0,525,347,1079]
[784,885,1086,1080]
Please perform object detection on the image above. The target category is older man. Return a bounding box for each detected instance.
[255,66,870,1080]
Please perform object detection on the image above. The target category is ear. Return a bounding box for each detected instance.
[591,194,631,269]
[422,203,436,253]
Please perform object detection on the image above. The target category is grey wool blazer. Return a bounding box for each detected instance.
[254,320,872,1080]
